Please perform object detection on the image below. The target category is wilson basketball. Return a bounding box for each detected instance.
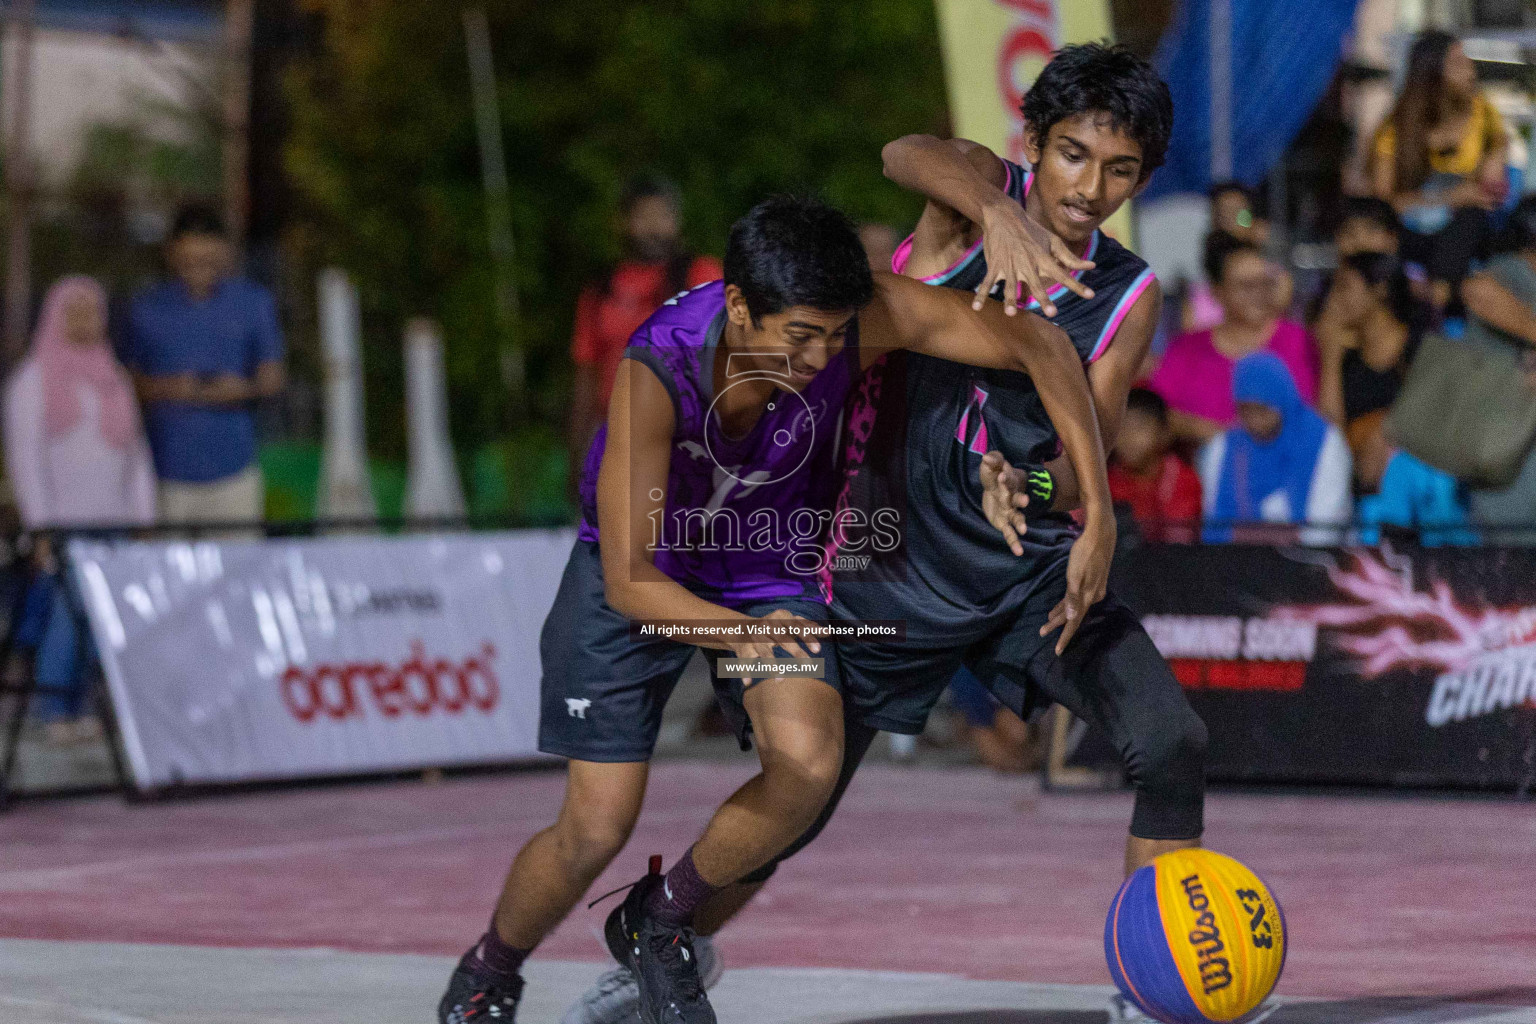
[1105,849,1286,1023]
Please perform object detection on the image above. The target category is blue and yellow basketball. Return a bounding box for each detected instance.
[1105,849,1286,1024]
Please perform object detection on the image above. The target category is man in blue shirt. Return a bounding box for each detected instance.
[126,205,285,525]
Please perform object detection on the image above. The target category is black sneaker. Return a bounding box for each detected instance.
[601,857,716,1024]
[438,945,524,1023]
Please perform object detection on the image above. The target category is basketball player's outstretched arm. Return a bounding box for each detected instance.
[595,359,820,661]
[861,273,1115,652]
[881,134,1094,317]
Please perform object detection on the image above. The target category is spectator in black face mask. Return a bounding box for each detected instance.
[1314,251,1430,491]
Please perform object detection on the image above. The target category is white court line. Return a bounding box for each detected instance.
[0,993,165,1024]
[0,807,712,891]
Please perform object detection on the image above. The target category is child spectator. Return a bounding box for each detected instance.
[947,666,1037,774]
[1199,352,1351,544]
[1108,388,1202,542]
[1152,232,1319,446]
[3,276,156,743]
[1313,252,1429,490]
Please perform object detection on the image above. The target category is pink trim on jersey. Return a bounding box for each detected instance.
[890,159,1015,283]
[1021,229,1099,312]
[955,383,991,452]
[1088,267,1156,363]
[970,418,990,454]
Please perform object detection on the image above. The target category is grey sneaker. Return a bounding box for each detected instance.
[1108,993,1278,1023]
[561,935,721,1024]
[1106,993,1149,1022]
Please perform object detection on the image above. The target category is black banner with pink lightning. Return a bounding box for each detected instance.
[1092,544,1536,791]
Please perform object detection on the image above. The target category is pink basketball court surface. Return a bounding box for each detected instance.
[2,762,1533,1023]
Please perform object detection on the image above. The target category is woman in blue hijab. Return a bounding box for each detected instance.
[1199,351,1353,543]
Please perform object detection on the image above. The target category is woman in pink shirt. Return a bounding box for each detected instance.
[1152,232,1318,445]
[3,276,154,742]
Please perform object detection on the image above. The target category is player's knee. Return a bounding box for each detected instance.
[553,809,633,874]
[764,738,843,809]
[1131,709,1207,795]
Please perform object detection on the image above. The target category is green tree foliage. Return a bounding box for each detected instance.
[284,0,948,461]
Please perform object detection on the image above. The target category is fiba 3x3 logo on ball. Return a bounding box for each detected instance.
[1106,849,1287,1024]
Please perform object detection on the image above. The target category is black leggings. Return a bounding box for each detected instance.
[742,605,1207,883]
[995,605,1208,841]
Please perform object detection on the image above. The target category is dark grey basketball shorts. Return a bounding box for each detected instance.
[832,559,1208,840]
[537,539,835,762]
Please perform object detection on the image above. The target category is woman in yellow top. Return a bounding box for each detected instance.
[1371,30,1508,308]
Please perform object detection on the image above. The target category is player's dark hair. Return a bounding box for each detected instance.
[1202,230,1261,285]
[724,196,873,324]
[1021,42,1173,182]
[1126,386,1168,425]
[169,202,226,241]
[1338,197,1401,242]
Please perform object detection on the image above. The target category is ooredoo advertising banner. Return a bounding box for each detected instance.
[1106,544,1536,790]
[68,531,575,791]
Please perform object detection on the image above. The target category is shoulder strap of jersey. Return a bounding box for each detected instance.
[1079,237,1157,363]
[1002,158,1029,205]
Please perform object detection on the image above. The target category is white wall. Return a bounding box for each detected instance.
[2,25,216,187]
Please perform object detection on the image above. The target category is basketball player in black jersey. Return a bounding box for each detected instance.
[841,44,1203,1022]
[828,38,1201,867]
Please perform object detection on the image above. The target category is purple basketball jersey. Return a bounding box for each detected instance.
[577,281,855,606]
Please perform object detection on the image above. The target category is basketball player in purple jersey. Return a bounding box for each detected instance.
[439,196,1114,1024]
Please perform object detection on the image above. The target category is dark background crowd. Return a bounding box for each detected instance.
[6,1,1536,764]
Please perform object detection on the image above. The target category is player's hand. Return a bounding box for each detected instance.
[1040,516,1114,656]
[977,197,1095,317]
[980,450,1030,556]
[729,608,822,662]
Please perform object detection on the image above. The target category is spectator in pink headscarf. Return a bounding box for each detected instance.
[3,276,155,742]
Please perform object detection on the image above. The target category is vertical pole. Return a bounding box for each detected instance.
[2,0,37,365]
[316,268,376,522]
[1268,150,1289,266]
[403,318,467,519]
[462,7,524,425]
[1209,0,1233,184]
[221,0,256,250]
